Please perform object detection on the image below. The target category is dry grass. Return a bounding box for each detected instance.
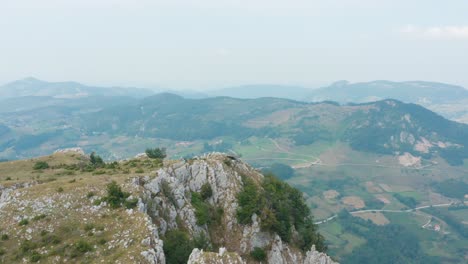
[341,196,366,209]
[355,212,390,225]
[0,153,163,263]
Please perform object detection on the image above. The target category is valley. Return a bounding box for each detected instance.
[0,79,467,263]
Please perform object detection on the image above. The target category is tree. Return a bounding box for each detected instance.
[90,152,104,167]
[163,230,193,264]
[145,147,167,159]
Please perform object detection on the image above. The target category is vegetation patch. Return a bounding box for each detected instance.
[236,174,326,252]
[191,184,223,226]
[250,247,267,261]
[146,147,167,159]
[431,179,468,200]
[102,181,133,209]
[33,161,49,170]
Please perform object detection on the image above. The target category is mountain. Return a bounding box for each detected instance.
[0,151,336,264]
[0,77,155,99]
[308,80,468,123]
[77,95,468,165]
[209,84,314,101]
[308,80,468,104]
[0,93,467,263]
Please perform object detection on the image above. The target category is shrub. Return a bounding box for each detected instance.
[145,147,167,159]
[20,240,37,253]
[163,230,193,264]
[5,176,11,181]
[161,180,177,208]
[86,191,95,198]
[41,233,61,245]
[200,183,213,200]
[135,168,144,173]
[236,174,326,252]
[193,232,211,251]
[19,219,29,226]
[90,152,104,168]
[74,240,93,254]
[102,181,131,209]
[250,247,267,261]
[30,251,41,262]
[33,161,49,170]
[0,248,5,256]
[32,214,47,221]
[236,176,263,225]
[57,187,64,193]
[1,234,8,240]
[191,192,210,225]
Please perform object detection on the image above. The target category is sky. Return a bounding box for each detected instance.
[1,0,468,90]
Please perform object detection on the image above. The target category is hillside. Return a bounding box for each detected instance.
[0,150,335,264]
[308,80,468,123]
[1,94,468,166]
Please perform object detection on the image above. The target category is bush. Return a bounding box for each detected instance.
[57,187,64,193]
[1,234,8,240]
[32,214,47,221]
[86,191,95,198]
[200,183,213,200]
[33,161,49,170]
[75,240,93,252]
[191,192,210,225]
[161,180,177,208]
[90,152,104,168]
[19,219,29,226]
[146,147,167,159]
[30,251,42,262]
[163,230,193,264]
[5,176,11,181]
[236,176,263,225]
[102,181,131,209]
[41,233,61,245]
[193,232,211,251]
[250,247,267,261]
[236,174,326,252]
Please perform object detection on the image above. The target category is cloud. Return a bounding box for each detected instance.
[401,25,468,39]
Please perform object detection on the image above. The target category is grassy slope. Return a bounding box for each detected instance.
[0,153,162,263]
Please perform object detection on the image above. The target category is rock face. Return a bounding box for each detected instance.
[136,153,338,264]
[53,147,86,156]
[188,248,246,264]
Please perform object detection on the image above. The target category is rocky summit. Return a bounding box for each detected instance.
[0,151,336,264]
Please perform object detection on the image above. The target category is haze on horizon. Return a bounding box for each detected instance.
[1,0,468,90]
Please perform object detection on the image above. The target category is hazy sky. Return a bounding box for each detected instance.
[1,0,468,90]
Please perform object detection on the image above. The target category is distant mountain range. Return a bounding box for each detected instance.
[1,86,467,166]
[308,80,468,104]
[208,84,314,101]
[209,81,468,124]
[0,77,155,99]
